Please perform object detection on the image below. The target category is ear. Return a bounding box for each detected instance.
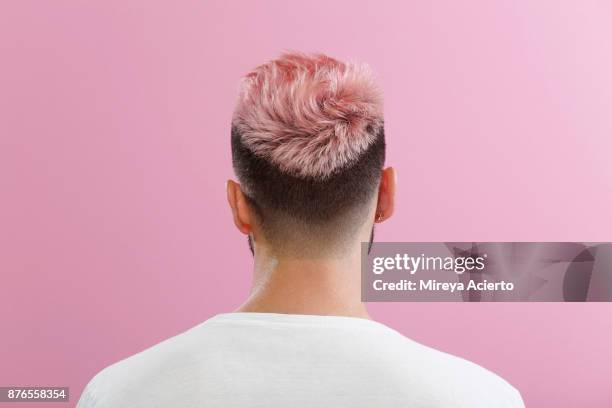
[375,167,396,224]
[226,180,253,235]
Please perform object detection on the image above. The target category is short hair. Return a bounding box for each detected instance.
[231,51,385,251]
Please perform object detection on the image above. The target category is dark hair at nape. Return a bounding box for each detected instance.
[231,125,385,247]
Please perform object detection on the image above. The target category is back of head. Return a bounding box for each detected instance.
[231,52,385,255]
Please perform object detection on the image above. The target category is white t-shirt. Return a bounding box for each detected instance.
[77,312,524,408]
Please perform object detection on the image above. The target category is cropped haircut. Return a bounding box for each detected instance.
[231,52,385,250]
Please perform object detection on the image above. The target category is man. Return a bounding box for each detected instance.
[77,52,524,407]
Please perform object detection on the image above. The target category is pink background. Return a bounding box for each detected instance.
[1,1,612,407]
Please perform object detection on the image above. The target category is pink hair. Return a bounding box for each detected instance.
[231,51,384,179]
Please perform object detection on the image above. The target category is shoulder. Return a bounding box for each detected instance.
[429,348,524,407]
[76,323,209,408]
[375,329,525,407]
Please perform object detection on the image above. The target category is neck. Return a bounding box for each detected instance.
[236,244,369,319]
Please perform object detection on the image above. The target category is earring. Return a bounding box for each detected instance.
[376,213,383,222]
